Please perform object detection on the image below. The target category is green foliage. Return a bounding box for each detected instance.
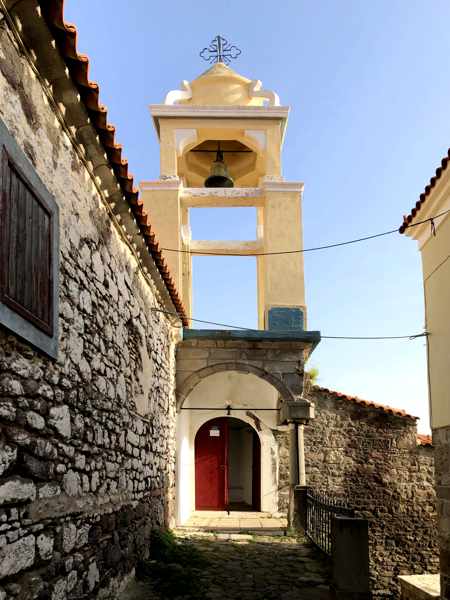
[136,529,209,599]
[307,367,319,385]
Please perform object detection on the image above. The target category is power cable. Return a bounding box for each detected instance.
[151,307,428,340]
[160,207,450,257]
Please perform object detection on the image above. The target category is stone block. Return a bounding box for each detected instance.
[62,471,81,497]
[176,347,209,359]
[265,361,299,373]
[62,522,77,554]
[26,411,45,430]
[48,405,71,438]
[398,574,440,599]
[0,534,35,577]
[51,578,67,600]
[38,483,61,499]
[176,359,207,372]
[279,400,314,424]
[0,476,36,505]
[0,442,17,476]
[37,532,54,560]
[87,561,100,592]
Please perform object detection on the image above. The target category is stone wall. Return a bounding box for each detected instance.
[299,388,439,599]
[0,16,177,600]
[433,425,450,600]
[273,430,290,513]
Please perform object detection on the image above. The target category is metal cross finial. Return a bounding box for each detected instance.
[200,35,241,65]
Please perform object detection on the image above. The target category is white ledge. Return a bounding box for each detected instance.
[150,104,289,119]
[398,574,440,599]
[262,180,304,193]
[189,239,262,256]
[140,179,182,191]
[182,187,262,198]
[150,104,290,139]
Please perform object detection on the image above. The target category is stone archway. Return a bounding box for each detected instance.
[177,361,296,412]
[175,331,318,525]
[176,333,316,424]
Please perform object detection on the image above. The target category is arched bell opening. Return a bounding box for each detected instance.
[178,139,259,187]
[194,416,261,512]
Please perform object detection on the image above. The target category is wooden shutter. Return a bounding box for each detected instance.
[0,147,54,336]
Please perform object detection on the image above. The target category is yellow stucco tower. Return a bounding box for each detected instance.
[140,59,306,330]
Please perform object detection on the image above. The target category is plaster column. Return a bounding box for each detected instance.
[297,424,306,486]
[261,182,306,325]
[289,422,299,486]
[140,183,183,294]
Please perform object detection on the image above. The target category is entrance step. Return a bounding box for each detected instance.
[173,528,290,540]
[180,510,288,534]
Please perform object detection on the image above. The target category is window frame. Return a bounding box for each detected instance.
[0,118,59,359]
[0,146,54,336]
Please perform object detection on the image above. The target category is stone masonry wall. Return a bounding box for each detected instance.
[433,425,450,600]
[0,18,177,600]
[273,429,290,514]
[301,388,439,599]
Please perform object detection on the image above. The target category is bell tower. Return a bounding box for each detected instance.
[140,42,306,330]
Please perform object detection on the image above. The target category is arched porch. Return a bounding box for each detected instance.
[176,370,282,524]
[175,329,319,525]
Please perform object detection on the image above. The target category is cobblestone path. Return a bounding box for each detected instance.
[122,531,331,600]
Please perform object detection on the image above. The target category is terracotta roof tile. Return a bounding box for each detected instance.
[314,386,417,420]
[38,0,188,326]
[417,433,432,447]
[399,149,450,233]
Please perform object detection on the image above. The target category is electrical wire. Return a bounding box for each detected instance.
[151,307,428,340]
[160,207,450,257]
[152,201,448,335]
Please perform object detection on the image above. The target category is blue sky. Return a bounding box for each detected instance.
[65,1,450,432]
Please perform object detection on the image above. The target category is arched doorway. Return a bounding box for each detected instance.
[194,417,261,511]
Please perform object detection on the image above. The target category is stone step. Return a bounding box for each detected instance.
[174,526,288,537]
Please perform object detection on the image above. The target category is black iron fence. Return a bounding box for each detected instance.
[306,488,354,555]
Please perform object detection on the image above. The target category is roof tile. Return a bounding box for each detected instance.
[417,433,432,447]
[38,0,188,325]
[314,386,417,420]
[399,148,450,233]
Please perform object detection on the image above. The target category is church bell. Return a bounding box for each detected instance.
[204,144,234,188]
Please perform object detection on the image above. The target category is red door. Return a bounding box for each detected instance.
[195,418,229,510]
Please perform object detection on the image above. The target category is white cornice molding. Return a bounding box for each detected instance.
[140,178,182,191]
[140,180,304,195]
[262,179,304,193]
[150,104,289,119]
[190,239,263,256]
[149,104,290,139]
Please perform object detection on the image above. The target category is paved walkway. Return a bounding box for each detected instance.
[121,530,331,600]
[181,510,287,532]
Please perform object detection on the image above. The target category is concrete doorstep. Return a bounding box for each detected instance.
[398,574,440,599]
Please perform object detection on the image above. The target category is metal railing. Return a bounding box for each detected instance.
[306,488,354,555]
